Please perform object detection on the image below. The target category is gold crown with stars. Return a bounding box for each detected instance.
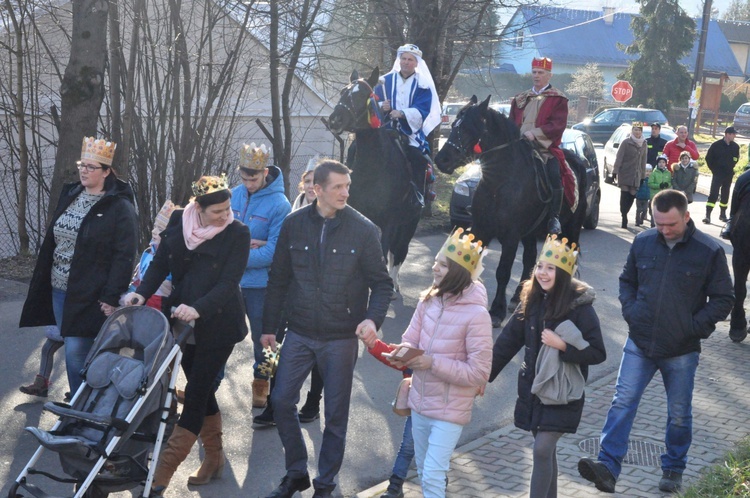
[238,142,269,172]
[256,343,283,379]
[539,234,578,275]
[439,228,485,279]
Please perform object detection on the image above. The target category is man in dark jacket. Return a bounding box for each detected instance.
[646,122,668,166]
[261,159,393,498]
[579,189,734,494]
[704,126,740,224]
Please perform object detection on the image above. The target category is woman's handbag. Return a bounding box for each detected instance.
[392,377,412,416]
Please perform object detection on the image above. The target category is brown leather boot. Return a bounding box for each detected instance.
[20,375,49,397]
[152,426,198,491]
[252,379,269,408]
[188,413,225,485]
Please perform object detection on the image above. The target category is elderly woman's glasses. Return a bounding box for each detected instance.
[77,163,104,172]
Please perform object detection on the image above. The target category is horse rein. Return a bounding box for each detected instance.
[333,79,380,130]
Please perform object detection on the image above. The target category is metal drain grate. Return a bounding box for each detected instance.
[579,438,666,468]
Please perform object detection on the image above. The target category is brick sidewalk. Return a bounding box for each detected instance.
[358,322,750,497]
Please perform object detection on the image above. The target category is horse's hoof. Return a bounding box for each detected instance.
[491,315,503,328]
[729,328,748,343]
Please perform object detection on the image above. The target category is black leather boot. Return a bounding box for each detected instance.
[379,474,405,498]
[703,206,712,224]
[720,207,728,222]
[547,188,563,235]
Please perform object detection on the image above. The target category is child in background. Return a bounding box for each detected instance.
[672,151,699,204]
[128,200,177,310]
[648,155,672,227]
[19,325,64,398]
[635,164,652,226]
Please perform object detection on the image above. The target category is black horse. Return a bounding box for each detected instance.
[435,95,588,325]
[730,191,750,342]
[327,68,423,292]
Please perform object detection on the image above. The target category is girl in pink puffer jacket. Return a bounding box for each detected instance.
[386,229,492,498]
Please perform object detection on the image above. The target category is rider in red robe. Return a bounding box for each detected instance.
[509,57,568,235]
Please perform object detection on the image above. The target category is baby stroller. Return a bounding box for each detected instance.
[8,306,191,498]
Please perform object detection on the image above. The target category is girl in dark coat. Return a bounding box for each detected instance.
[123,175,250,494]
[490,235,606,498]
[20,137,137,395]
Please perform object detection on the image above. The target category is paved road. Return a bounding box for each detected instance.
[0,155,739,497]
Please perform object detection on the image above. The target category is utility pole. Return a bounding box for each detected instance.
[688,0,713,139]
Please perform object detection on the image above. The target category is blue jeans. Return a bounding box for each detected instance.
[411,411,463,498]
[52,288,96,394]
[270,330,358,493]
[598,338,699,479]
[392,415,415,480]
[242,287,267,379]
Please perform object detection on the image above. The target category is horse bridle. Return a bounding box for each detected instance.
[445,118,520,159]
[333,79,378,130]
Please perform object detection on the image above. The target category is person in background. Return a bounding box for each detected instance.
[254,157,325,427]
[231,143,291,409]
[646,122,668,167]
[20,137,137,395]
[124,175,250,493]
[672,151,699,204]
[662,125,699,172]
[261,160,393,498]
[381,228,492,498]
[612,122,648,229]
[490,235,606,498]
[648,155,672,217]
[720,165,750,239]
[634,164,652,227]
[578,190,734,494]
[128,200,178,310]
[704,126,740,224]
[18,325,64,398]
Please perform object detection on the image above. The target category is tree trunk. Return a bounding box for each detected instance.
[47,0,109,221]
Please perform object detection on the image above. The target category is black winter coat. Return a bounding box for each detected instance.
[490,285,606,433]
[20,180,138,338]
[263,202,393,340]
[620,220,734,359]
[136,210,250,349]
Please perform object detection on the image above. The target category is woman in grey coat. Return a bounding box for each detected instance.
[612,122,648,228]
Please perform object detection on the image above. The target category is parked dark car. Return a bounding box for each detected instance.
[601,123,677,181]
[572,107,668,144]
[450,129,601,230]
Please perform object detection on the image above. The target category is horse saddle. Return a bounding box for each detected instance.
[531,148,579,212]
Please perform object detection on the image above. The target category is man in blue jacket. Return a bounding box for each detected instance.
[231,143,291,408]
[579,189,734,494]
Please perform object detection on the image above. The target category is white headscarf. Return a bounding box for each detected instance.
[387,44,442,136]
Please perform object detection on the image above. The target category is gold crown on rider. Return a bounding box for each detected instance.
[191,174,229,198]
[440,228,485,279]
[239,142,269,172]
[80,137,116,166]
[539,234,578,276]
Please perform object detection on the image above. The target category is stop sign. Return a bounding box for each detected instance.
[611,80,633,103]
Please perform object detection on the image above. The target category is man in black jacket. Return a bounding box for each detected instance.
[261,160,393,498]
[646,122,668,167]
[579,190,734,494]
[704,126,740,224]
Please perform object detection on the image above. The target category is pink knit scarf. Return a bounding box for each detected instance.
[181,201,233,250]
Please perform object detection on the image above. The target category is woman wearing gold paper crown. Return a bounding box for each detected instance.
[489,235,606,498]
[381,228,492,498]
[20,137,137,395]
[123,175,250,493]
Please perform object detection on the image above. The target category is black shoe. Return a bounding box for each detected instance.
[721,219,732,240]
[730,327,748,343]
[702,217,710,224]
[253,404,276,427]
[621,216,628,229]
[658,470,682,493]
[547,217,562,235]
[265,474,311,498]
[719,213,728,222]
[578,458,616,493]
[298,390,321,423]
[380,474,405,498]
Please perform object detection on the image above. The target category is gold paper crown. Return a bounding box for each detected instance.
[238,142,269,171]
[631,121,644,129]
[80,136,116,166]
[257,343,283,379]
[153,200,177,234]
[191,174,229,198]
[539,234,578,276]
[440,228,485,279]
